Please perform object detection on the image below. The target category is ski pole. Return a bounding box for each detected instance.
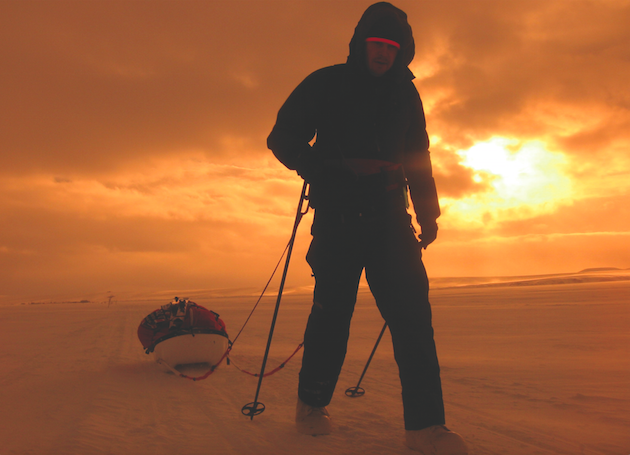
[242,181,310,419]
[345,322,388,398]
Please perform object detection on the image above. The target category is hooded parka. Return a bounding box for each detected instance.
[268,2,440,227]
[267,2,446,432]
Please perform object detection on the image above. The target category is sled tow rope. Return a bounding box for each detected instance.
[230,342,303,378]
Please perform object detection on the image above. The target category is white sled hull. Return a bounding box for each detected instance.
[152,333,228,369]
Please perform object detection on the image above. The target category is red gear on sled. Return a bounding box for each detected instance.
[137,298,227,350]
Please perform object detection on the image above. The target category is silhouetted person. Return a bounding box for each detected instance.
[268,3,468,454]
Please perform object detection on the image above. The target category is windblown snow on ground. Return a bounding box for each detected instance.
[2,271,629,454]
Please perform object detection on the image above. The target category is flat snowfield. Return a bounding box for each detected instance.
[2,277,629,454]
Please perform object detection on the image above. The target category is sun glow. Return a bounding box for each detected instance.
[442,137,572,227]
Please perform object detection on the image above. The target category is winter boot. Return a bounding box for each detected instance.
[405,425,468,454]
[295,398,332,435]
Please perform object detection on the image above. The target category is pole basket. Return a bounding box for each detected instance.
[345,386,366,398]
[344,322,388,399]
[242,182,310,420]
[241,401,266,418]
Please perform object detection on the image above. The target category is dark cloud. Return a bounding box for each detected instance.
[3,0,628,174]
[493,193,630,237]
[0,195,313,297]
[430,146,493,198]
[1,0,629,299]
[413,0,630,152]
[0,1,356,174]
[556,115,630,156]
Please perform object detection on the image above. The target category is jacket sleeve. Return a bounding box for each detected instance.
[267,71,323,174]
[403,86,441,226]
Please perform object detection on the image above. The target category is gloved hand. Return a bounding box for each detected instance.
[418,221,438,250]
[295,147,324,183]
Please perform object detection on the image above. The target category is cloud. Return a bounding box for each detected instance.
[1,0,629,300]
[424,231,630,277]
[0,155,311,298]
[4,0,628,170]
[412,0,630,152]
[430,145,493,199]
[493,194,630,237]
[0,1,343,174]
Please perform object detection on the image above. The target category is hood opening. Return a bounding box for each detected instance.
[347,2,415,80]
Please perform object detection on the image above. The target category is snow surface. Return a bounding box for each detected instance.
[2,273,629,454]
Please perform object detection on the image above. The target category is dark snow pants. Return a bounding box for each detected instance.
[298,207,446,431]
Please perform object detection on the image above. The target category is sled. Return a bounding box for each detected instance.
[138,298,229,371]
[152,328,229,370]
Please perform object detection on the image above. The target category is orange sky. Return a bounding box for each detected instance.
[1,0,629,302]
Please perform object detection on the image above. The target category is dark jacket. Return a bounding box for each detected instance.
[267,2,440,226]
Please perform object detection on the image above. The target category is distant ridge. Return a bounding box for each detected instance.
[433,267,630,290]
[6,268,630,306]
[578,267,624,273]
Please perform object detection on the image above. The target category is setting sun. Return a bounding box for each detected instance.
[1,0,629,296]
[438,137,572,228]
[2,2,629,454]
